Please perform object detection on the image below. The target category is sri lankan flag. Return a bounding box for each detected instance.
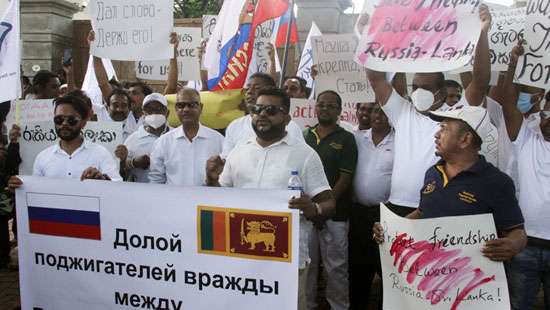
[198,206,291,262]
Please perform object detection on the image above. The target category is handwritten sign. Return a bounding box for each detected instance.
[89,0,173,61]
[246,19,281,80]
[0,0,20,103]
[379,204,510,310]
[135,27,202,81]
[355,1,482,73]
[5,99,54,134]
[297,22,322,88]
[312,34,374,104]
[290,99,317,130]
[515,0,550,89]
[202,15,217,40]
[19,121,124,175]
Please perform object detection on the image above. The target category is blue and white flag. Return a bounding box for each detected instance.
[0,0,20,102]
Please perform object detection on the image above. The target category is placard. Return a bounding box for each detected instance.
[297,22,322,88]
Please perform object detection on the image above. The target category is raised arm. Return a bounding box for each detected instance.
[367,69,393,106]
[500,41,525,141]
[392,73,408,99]
[164,32,179,95]
[464,4,491,106]
[88,31,113,103]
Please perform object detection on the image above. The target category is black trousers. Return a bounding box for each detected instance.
[0,213,10,266]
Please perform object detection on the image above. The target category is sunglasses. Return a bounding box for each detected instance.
[53,115,81,126]
[175,101,200,110]
[248,104,287,116]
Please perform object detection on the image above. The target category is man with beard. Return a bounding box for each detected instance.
[148,88,223,186]
[304,90,357,310]
[283,76,309,99]
[30,70,61,100]
[97,88,138,141]
[222,73,304,157]
[7,95,121,188]
[205,87,336,310]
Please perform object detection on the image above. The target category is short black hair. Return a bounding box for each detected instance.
[249,72,276,88]
[0,101,11,123]
[67,89,93,112]
[457,121,482,150]
[32,70,58,90]
[53,95,90,119]
[256,87,290,112]
[125,81,153,96]
[444,79,462,91]
[317,90,343,109]
[107,88,132,108]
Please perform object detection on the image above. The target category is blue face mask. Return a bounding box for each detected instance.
[517,92,535,114]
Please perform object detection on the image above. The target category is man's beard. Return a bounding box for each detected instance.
[252,121,286,141]
[55,126,81,141]
[110,112,127,122]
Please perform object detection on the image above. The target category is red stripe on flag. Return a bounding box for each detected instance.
[29,220,101,240]
[212,211,226,252]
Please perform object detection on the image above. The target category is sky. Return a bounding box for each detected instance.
[349,0,515,13]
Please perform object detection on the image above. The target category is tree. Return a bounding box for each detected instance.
[173,0,223,18]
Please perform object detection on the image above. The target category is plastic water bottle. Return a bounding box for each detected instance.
[288,169,303,193]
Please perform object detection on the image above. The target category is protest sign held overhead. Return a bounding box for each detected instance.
[89,0,173,61]
[515,0,550,89]
[489,8,526,72]
[297,22,322,88]
[312,34,374,104]
[355,0,482,73]
[379,204,510,310]
[0,0,20,103]
[16,178,299,310]
[135,27,202,82]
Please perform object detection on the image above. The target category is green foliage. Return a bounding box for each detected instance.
[174,0,221,18]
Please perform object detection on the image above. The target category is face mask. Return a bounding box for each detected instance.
[517,92,535,114]
[144,114,167,129]
[410,88,435,112]
[526,113,542,136]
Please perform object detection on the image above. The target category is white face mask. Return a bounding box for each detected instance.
[526,113,542,136]
[144,114,167,129]
[410,88,436,112]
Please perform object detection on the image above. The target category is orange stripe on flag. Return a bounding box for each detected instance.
[212,211,226,252]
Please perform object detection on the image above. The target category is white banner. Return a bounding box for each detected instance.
[18,121,124,175]
[16,177,299,310]
[135,27,202,81]
[515,0,550,89]
[379,204,510,310]
[0,0,20,102]
[355,1,482,73]
[89,0,173,61]
[290,99,317,130]
[312,34,374,104]
[297,22,322,88]
[202,15,218,40]
[247,19,281,79]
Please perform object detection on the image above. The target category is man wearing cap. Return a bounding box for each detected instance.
[148,88,224,186]
[115,93,171,182]
[373,106,527,262]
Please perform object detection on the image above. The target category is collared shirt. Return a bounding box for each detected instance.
[95,105,138,142]
[419,156,524,231]
[33,140,122,181]
[221,114,305,157]
[149,124,224,186]
[219,134,331,269]
[382,88,439,208]
[124,125,170,183]
[514,121,550,240]
[304,125,357,220]
[353,129,395,206]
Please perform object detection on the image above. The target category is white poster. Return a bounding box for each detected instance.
[297,22,322,88]
[290,99,317,130]
[379,204,510,310]
[18,121,124,175]
[515,0,550,89]
[312,34,374,104]
[246,19,281,80]
[16,177,299,310]
[135,27,202,81]
[5,99,54,133]
[202,15,218,40]
[0,0,20,102]
[89,0,173,61]
[355,1,482,73]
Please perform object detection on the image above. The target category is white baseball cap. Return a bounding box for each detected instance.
[429,105,492,143]
[142,93,168,107]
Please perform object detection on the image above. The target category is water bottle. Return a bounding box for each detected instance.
[287,169,303,193]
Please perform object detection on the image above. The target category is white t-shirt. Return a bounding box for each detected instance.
[220,134,331,268]
[124,125,169,183]
[382,89,439,208]
[221,114,305,157]
[353,129,395,206]
[514,121,550,240]
[33,140,122,181]
[95,104,138,142]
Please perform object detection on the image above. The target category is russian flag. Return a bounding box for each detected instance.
[27,193,101,240]
[275,6,298,48]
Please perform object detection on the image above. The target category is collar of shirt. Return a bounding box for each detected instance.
[362,129,394,148]
[309,124,345,145]
[245,132,298,148]
[173,124,209,141]
[434,155,489,182]
[52,139,91,157]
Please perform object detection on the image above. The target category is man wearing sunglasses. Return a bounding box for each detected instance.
[7,95,122,191]
[148,88,223,186]
[205,87,336,310]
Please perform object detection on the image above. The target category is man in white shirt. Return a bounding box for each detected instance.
[205,87,336,310]
[222,73,304,157]
[349,103,394,310]
[95,88,138,141]
[7,95,122,191]
[115,93,171,182]
[366,5,492,215]
[148,88,223,186]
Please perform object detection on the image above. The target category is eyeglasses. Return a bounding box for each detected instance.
[248,104,287,116]
[175,101,200,110]
[53,115,81,126]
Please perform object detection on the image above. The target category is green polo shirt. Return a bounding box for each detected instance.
[305,125,358,221]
